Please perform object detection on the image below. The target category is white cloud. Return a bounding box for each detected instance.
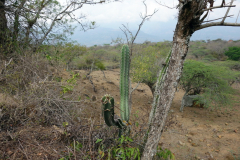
[75,0,178,23]
[69,0,240,25]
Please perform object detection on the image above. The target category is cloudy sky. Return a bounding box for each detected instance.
[60,0,240,44]
[76,0,240,26]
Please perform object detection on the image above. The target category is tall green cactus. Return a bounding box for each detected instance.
[120,45,130,122]
[101,45,130,136]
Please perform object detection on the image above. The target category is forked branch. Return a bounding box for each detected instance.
[197,0,239,30]
[221,0,234,24]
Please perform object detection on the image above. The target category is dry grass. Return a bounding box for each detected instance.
[0,54,152,160]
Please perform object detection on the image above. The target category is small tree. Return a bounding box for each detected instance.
[225,46,240,61]
[179,60,239,110]
[131,42,171,94]
[142,0,240,158]
[61,43,87,70]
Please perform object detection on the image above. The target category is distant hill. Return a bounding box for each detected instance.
[71,27,160,46]
[71,20,240,46]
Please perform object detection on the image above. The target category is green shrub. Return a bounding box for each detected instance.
[95,61,106,70]
[154,147,175,160]
[180,60,239,108]
[225,46,240,61]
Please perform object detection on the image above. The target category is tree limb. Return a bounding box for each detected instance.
[235,10,240,23]
[130,82,141,95]
[203,15,233,23]
[120,0,158,57]
[221,0,234,24]
[196,22,240,30]
[155,0,176,9]
[202,5,235,12]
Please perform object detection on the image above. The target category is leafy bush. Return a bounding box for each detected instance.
[154,147,175,160]
[225,46,240,61]
[95,61,106,70]
[180,60,239,107]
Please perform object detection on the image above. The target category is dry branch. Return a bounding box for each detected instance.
[236,10,240,23]
[221,0,234,24]
[202,5,235,12]
[197,22,240,30]
[203,15,233,23]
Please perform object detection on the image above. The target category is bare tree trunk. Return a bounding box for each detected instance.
[141,0,240,158]
[12,0,26,46]
[0,0,8,58]
[141,1,203,159]
[141,32,190,160]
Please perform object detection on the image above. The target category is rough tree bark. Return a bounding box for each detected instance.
[141,0,240,159]
[0,0,8,57]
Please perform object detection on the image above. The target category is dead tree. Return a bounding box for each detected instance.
[141,0,240,159]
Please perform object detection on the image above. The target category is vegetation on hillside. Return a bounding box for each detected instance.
[1,37,240,159]
[224,46,240,61]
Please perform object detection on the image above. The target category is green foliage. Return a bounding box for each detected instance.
[38,43,87,69]
[155,147,175,160]
[225,46,240,61]
[62,43,87,63]
[211,60,240,71]
[59,141,84,160]
[95,60,106,70]
[190,41,209,59]
[61,73,79,94]
[74,53,106,70]
[187,39,234,61]
[131,42,171,92]
[180,60,239,108]
[96,136,141,160]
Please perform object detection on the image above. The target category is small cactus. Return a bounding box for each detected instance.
[101,94,126,129]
